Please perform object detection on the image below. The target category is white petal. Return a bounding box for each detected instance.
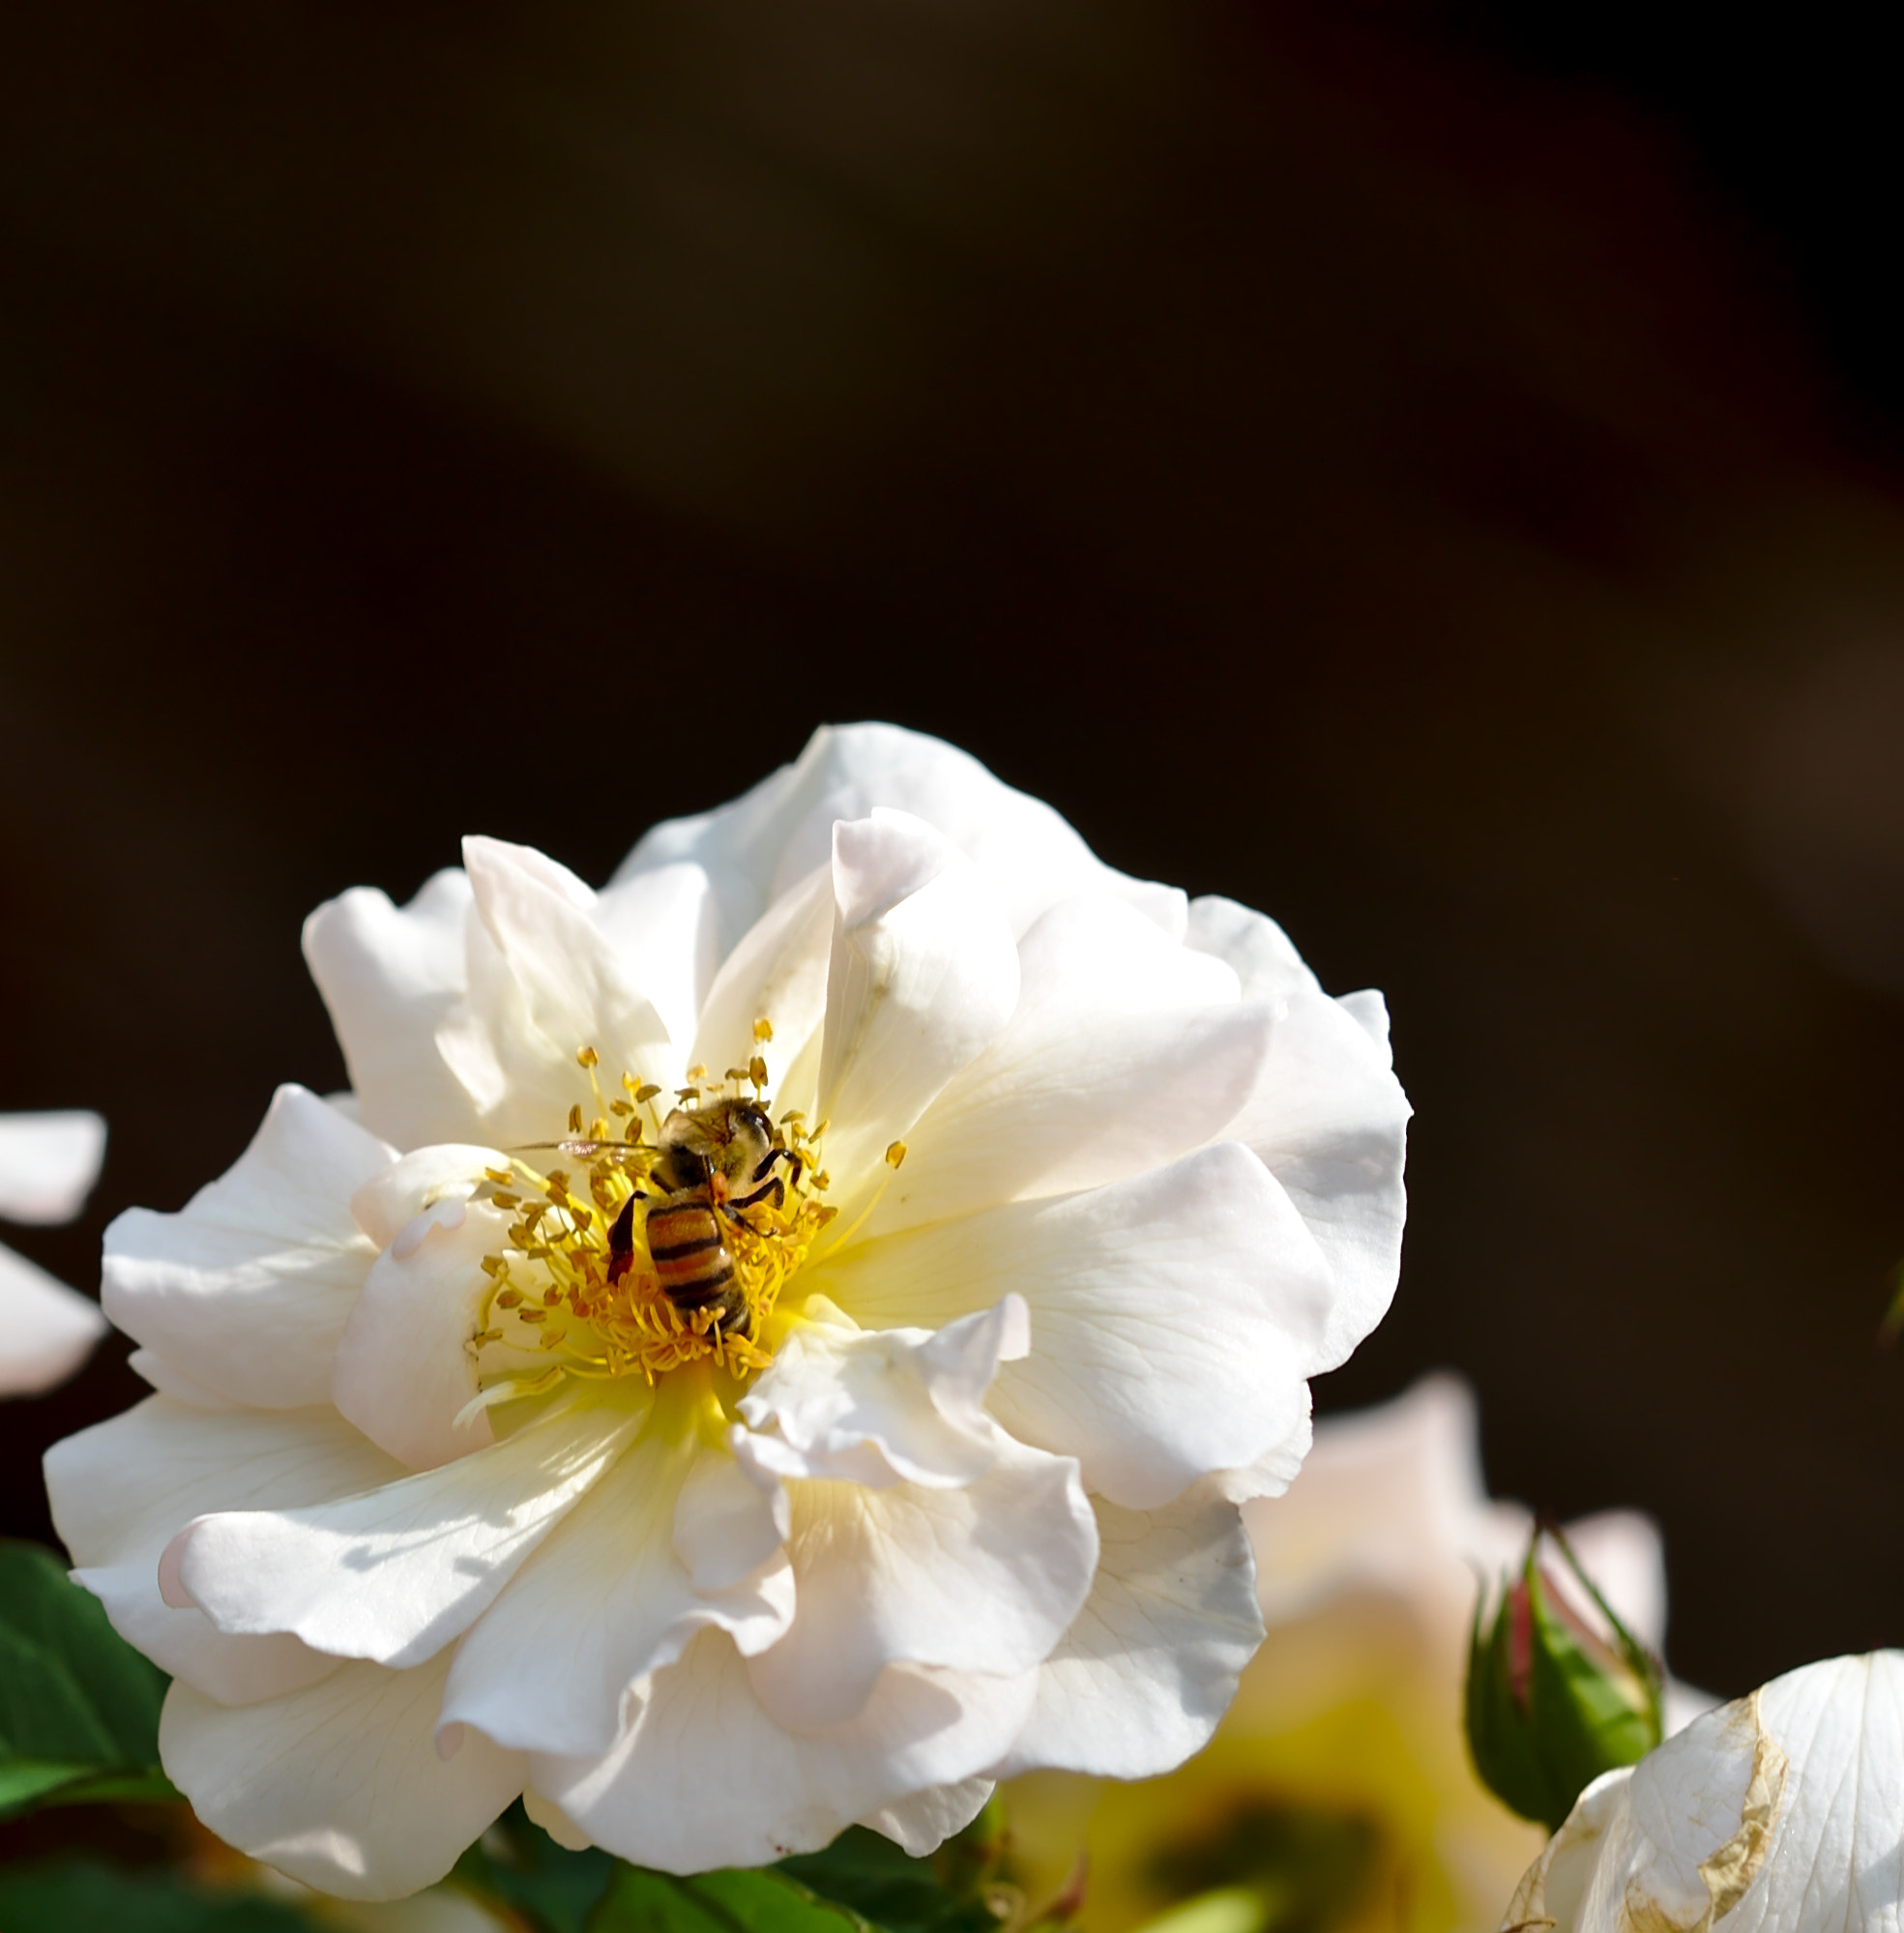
[990,1487,1265,1779]
[859,1779,996,1857]
[304,871,485,1152]
[673,1444,791,1592]
[520,1784,593,1851]
[0,1242,106,1395]
[103,1087,394,1410]
[444,1431,793,1758]
[0,1110,106,1223]
[446,837,672,1136]
[1504,1656,1904,1933]
[161,1649,524,1902]
[809,1144,1333,1509]
[47,1397,401,1704]
[1504,1696,1789,1933]
[1705,1653,1900,1933]
[817,812,1021,1190]
[330,1193,517,1470]
[127,1347,244,1409]
[1222,988,1411,1374]
[348,1145,499,1250]
[1335,988,1391,1056]
[746,1434,1096,1733]
[737,1299,1030,1489]
[689,862,835,1099]
[866,893,1272,1236]
[1208,1404,1313,1506]
[167,1399,643,1669]
[613,722,1166,952]
[530,1628,1038,1872]
[1183,895,1321,1003]
[593,862,718,1059]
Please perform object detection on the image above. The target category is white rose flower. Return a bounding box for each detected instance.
[1501,1651,1904,1933]
[45,723,1410,1900]
[0,1109,108,1396]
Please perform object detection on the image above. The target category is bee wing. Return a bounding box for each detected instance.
[509,1139,645,1159]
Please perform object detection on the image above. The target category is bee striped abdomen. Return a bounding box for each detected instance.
[646,1200,736,1310]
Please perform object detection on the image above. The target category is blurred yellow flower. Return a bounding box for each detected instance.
[1003,1378,1677,1933]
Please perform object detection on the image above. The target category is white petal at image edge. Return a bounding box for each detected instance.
[0,1241,107,1395]
[0,1109,106,1222]
[1503,1651,1904,1933]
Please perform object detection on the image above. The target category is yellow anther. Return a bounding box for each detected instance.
[675,1087,700,1103]
[576,1045,600,1069]
[471,1328,504,1347]
[568,1103,584,1133]
[484,1167,513,1186]
[748,1056,769,1089]
[753,1016,775,1042]
[687,1064,709,1083]
[610,1099,633,1116]
[495,1288,523,1309]
[724,1068,749,1083]
[634,1084,661,1104]
[480,1254,506,1277]
[886,1141,908,1169]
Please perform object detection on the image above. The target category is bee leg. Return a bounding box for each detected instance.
[725,1175,785,1215]
[749,1146,802,1186]
[606,1194,641,1285]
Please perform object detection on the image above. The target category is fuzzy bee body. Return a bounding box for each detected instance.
[602,1096,801,1340]
[644,1195,742,1327]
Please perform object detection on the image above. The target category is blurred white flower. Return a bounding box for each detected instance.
[1007,1376,1696,1933]
[47,723,1410,1899]
[0,1110,107,1396]
[1502,1651,1903,1933]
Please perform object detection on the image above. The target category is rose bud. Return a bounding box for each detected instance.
[1465,1525,1664,1831]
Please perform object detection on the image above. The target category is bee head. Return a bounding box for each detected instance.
[659,1097,776,1183]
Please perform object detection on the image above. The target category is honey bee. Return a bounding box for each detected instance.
[603,1098,802,1339]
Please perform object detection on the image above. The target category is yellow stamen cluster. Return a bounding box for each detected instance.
[464,1029,833,1414]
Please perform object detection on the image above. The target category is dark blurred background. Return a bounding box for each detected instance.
[2,1,1900,1700]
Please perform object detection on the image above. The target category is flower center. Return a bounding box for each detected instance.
[467,1026,834,1407]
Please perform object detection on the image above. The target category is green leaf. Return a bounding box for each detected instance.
[0,1539,175,1818]
[590,1865,880,1933]
[776,1827,1000,1933]
[0,1858,316,1933]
